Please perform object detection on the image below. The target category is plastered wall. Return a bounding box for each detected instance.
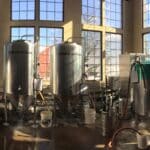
[132,0,143,52]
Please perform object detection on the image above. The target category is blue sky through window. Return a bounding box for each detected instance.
[143,0,150,27]
[82,30,101,80]
[11,0,63,21]
[144,33,150,54]
[12,0,35,20]
[39,27,63,46]
[11,27,35,41]
[105,33,122,77]
[39,27,63,81]
[82,0,101,25]
[105,0,122,28]
[40,0,63,21]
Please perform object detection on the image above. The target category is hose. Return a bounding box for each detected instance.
[120,62,135,119]
[106,127,142,149]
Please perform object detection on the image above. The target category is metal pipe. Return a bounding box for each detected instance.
[3,43,9,126]
[32,38,39,128]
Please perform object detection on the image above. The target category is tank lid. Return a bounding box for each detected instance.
[64,41,73,44]
[12,39,26,43]
[62,41,80,46]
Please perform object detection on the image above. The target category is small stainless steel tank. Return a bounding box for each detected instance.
[4,40,34,108]
[51,42,83,96]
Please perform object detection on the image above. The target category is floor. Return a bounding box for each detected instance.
[0,125,107,150]
[0,107,149,150]
[0,123,149,150]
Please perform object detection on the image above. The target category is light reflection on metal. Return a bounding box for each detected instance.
[13,129,51,142]
[95,144,105,149]
[51,42,83,96]
[4,40,34,109]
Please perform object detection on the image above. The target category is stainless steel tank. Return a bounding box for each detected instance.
[4,40,34,109]
[51,42,83,96]
[132,63,150,117]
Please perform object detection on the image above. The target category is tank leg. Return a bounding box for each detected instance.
[8,94,19,111]
[32,91,38,128]
[3,93,9,126]
[62,99,69,116]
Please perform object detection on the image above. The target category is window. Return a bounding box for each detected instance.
[40,0,63,21]
[11,27,35,41]
[105,33,122,77]
[39,27,63,81]
[82,0,101,25]
[105,0,122,28]
[143,33,150,54]
[11,0,35,20]
[143,0,150,28]
[82,30,101,80]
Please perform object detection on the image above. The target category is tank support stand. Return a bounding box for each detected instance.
[3,93,9,126]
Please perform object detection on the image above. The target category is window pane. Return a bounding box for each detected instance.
[82,0,101,25]
[39,28,63,81]
[40,0,63,21]
[143,33,150,55]
[105,0,122,28]
[143,0,150,27]
[11,0,35,20]
[105,33,122,77]
[11,27,34,41]
[82,30,101,80]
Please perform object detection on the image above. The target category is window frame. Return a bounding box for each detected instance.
[11,0,36,21]
[82,29,102,81]
[82,0,102,26]
[142,0,150,28]
[39,0,64,22]
[143,32,150,54]
[38,26,64,81]
[105,0,123,29]
[39,26,64,45]
[105,32,123,77]
[10,26,36,42]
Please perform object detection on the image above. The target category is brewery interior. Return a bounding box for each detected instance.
[0,0,150,150]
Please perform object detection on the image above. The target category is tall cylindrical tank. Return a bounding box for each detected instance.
[51,42,83,96]
[133,63,150,117]
[3,40,34,108]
